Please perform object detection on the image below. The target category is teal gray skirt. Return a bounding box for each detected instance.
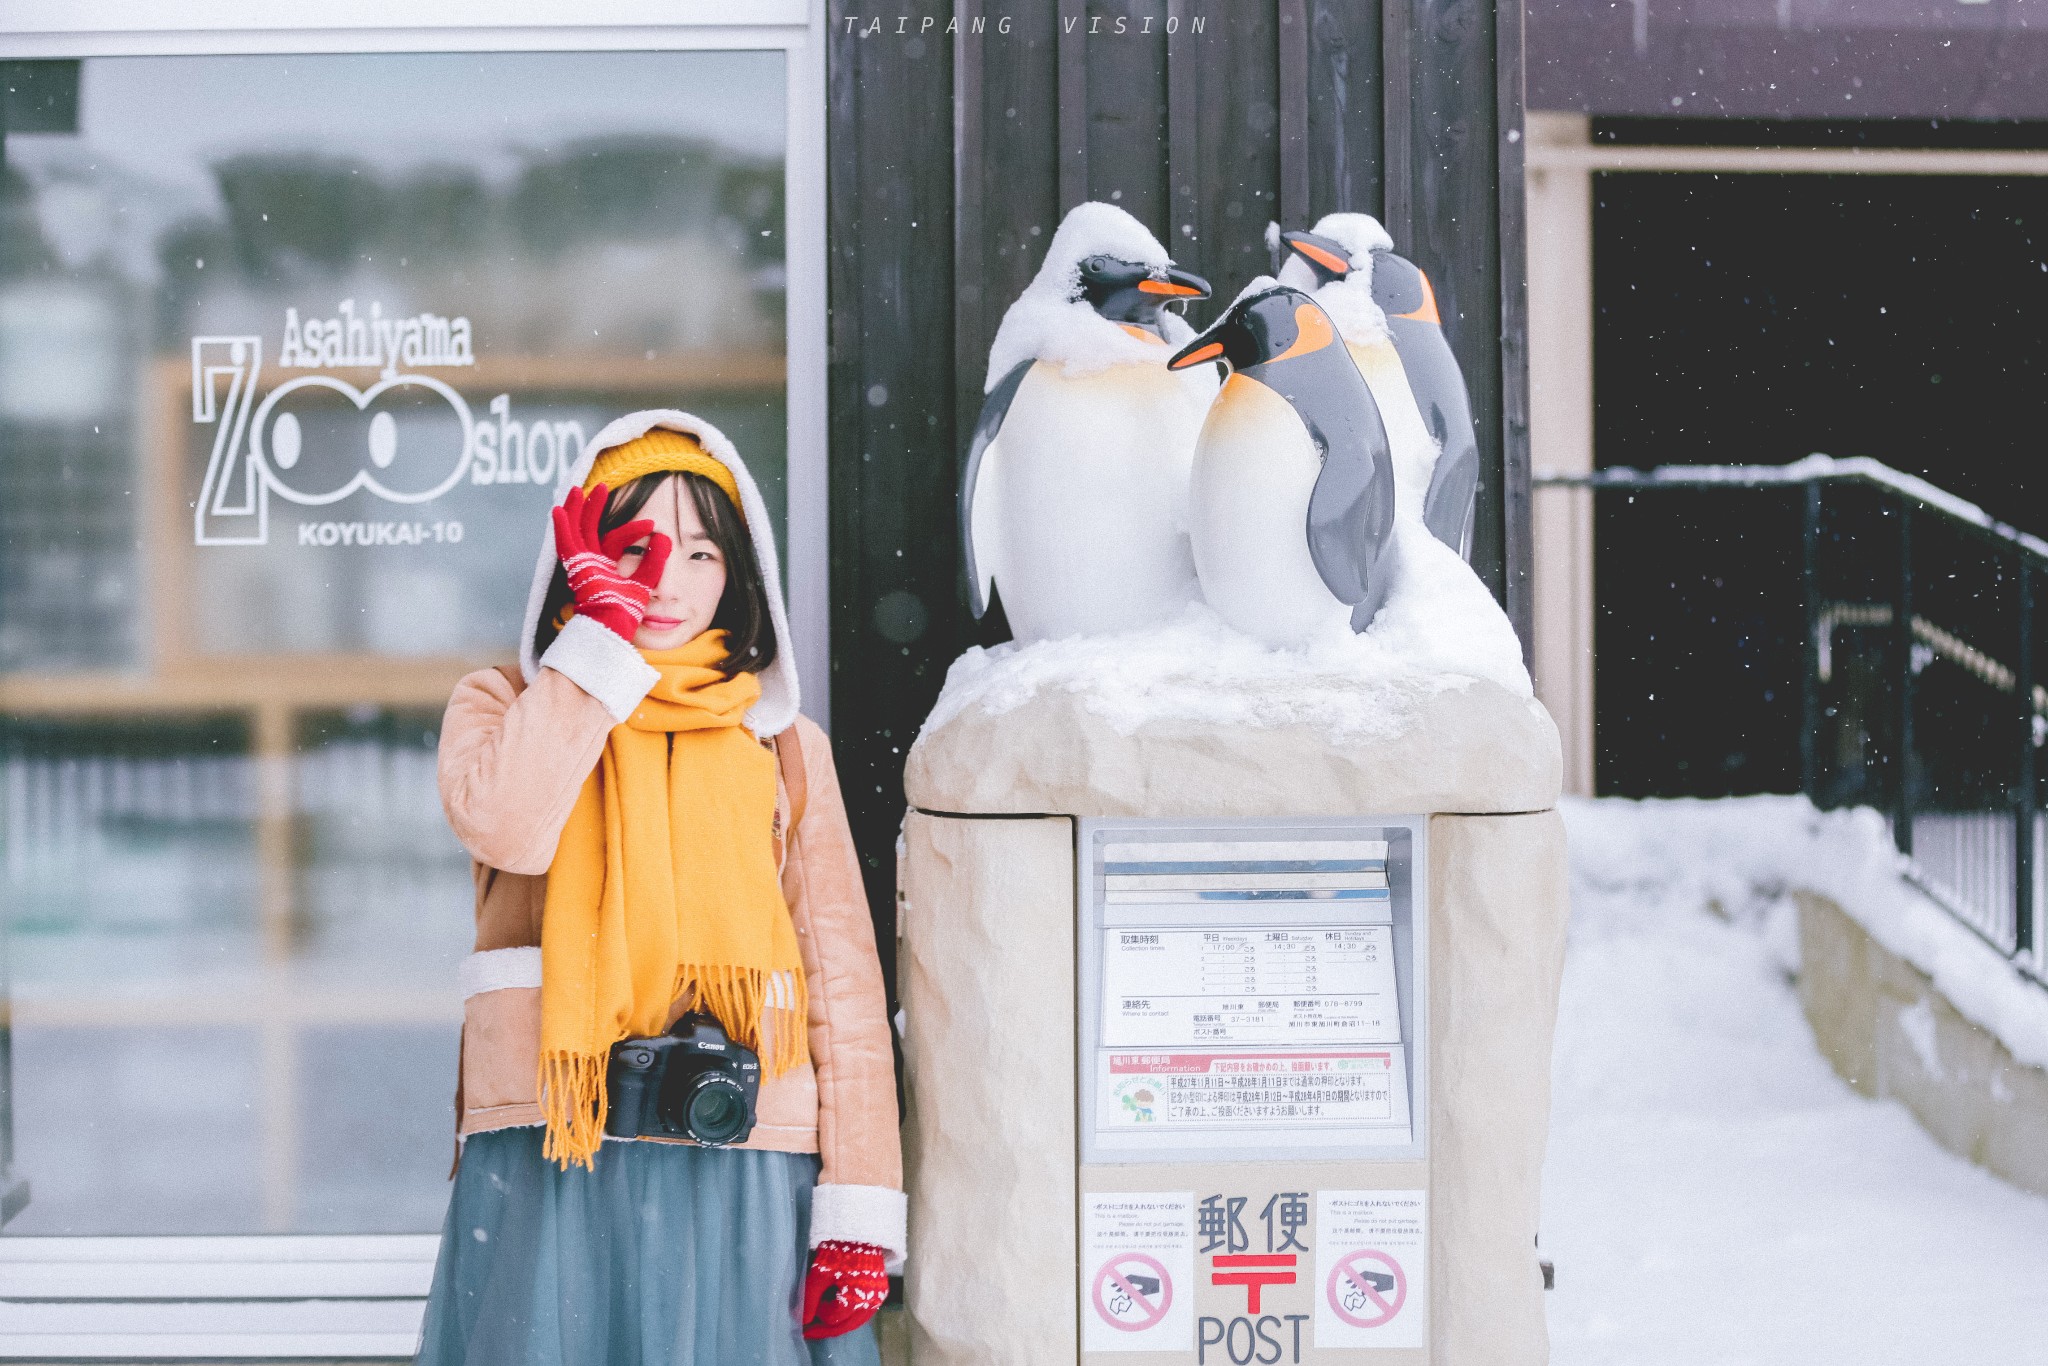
[415,1127,881,1366]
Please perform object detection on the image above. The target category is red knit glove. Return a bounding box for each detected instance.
[551,483,673,641]
[801,1240,890,1339]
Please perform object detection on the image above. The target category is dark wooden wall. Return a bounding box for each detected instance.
[826,0,1528,988]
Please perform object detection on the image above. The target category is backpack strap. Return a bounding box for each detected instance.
[775,724,809,831]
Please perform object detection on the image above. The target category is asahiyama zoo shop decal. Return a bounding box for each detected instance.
[191,300,587,547]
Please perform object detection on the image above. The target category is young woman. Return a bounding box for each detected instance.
[417,411,903,1366]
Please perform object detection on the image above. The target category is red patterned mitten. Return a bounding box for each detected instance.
[552,483,672,641]
[801,1240,890,1339]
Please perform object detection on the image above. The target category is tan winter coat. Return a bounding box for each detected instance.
[439,406,906,1265]
[439,663,904,1260]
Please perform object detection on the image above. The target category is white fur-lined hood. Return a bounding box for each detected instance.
[516,408,800,737]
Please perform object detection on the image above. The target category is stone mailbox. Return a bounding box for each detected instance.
[896,636,1568,1366]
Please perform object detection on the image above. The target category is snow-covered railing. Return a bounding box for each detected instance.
[1537,456,2047,987]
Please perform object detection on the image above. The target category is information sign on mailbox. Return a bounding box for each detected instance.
[1078,818,1428,1165]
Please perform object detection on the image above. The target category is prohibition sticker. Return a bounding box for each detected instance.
[1315,1189,1426,1348]
[1327,1249,1406,1328]
[1093,1252,1173,1331]
[1082,1192,1194,1352]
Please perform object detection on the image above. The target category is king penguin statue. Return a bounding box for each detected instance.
[1272,213,1481,566]
[960,202,1215,642]
[1167,280,1399,646]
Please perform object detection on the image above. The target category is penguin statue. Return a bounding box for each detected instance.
[961,202,1215,642]
[1166,280,1398,647]
[1272,214,1481,564]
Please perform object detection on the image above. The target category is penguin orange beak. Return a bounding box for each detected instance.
[1167,340,1225,370]
[1139,266,1212,300]
[1282,229,1352,278]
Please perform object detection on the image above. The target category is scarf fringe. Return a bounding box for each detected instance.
[538,964,809,1171]
[679,963,811,1077]
[538,1051,608,1171]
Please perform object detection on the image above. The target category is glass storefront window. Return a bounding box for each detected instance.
[0,49,793,1235]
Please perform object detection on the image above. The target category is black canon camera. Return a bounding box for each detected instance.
[603,1013,762,1146]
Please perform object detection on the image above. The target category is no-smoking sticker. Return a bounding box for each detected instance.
[1326,1248,1407,1327]
[1082,1192,1194,1353]
[1316,1190,1426,1349]
[1093,1252,1173,1331]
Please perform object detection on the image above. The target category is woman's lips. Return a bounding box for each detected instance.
[641,614,685,630]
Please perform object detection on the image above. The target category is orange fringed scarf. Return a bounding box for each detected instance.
[537,630,807,1169]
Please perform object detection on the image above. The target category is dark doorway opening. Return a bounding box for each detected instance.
[1592,172,2048,796]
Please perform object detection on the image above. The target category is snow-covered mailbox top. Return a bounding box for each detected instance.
[897,537,1569,1366]
[906,534,1560,819]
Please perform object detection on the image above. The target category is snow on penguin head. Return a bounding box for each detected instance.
[1266,212,1396,348]
[985,202,1210,392]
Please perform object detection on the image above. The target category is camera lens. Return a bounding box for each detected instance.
[684,1075,750,1146]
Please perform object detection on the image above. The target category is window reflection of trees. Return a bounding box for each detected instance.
[156,136,786,356]
[0,56,793,1235]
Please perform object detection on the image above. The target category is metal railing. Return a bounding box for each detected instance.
[1540,455,2047,986]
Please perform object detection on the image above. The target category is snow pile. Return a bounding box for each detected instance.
[1546,795,2048,1364]
[1270,212,1396,347]
[984,202,1198,390]
[1567,794,2048,1071]
[924,520,1531,741]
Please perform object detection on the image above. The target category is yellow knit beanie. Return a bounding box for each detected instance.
[582,429,745,521]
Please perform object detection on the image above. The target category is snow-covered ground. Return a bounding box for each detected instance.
[1545,797,2048,1364]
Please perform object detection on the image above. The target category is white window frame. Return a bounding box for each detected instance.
[0,0,834,732]
[0,4,829,1357]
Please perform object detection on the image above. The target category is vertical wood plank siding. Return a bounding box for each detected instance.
[827,0,1524,959]
[1083,2,1171,224]
[1166,0,1200,251]
[1184,2,1282,288]
[1379,0,1413,244]
[1404,0,1509,604]
[1309,0,1383,226]
[1495,0,1532,646]
[1277,0,1311,228]
[1058,0,1092,210]
[956,0,1060,649]
[827,4,959,1003]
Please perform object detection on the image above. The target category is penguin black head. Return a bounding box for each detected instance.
[1278,228,1443,326]
[1165,284,1341,376]
[1279,229,1356,287]
[1171,282,1396,621]
[1366,251,1441,324]
[1075,255,1212,336]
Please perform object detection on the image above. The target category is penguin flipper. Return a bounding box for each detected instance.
[1378,253,1482,562]
[1421,435,1480,562]
[961,360,1034,618]
[1303,374,1399,615]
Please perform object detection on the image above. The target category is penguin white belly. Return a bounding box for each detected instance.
[1347,338,1438,521]
[980,360,1210,641]
[1189,373,1352,648]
